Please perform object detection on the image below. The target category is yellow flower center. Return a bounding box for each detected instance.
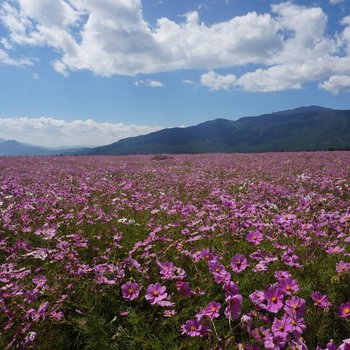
[153,291,159,296]
[211,307,216,312]
[279,326,284,331]
[236,261,241,266]
[190,325,196,331]
[215,268,220,273]
[271,296,277,303]
[253,235,257,240]
[285,285,291,291]
[344,307,350,314]
[128,288,133,294]
[292,320,296,326]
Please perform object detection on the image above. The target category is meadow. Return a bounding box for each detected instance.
[0,152,349,349]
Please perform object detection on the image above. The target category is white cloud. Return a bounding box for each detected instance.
[0,47,31,66]
[1,1,350,93]
[319,75,350,94]
[0,117,162,147]
[134,79,164,87]
[200,70,236,91]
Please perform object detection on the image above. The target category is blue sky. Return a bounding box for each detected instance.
[0,0,350,147]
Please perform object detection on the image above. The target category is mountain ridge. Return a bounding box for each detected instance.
[76,106,350,155]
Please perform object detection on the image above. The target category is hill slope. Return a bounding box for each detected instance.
[79,106,350,155]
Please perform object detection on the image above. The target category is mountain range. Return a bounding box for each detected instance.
[76,106,350,155]
[1,106,349,156]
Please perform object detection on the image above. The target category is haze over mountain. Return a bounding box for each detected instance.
[74,106,350,155]
[0,140,84,156]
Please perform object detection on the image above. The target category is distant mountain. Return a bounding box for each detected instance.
[0,140,87,156]
[77,106,350,155]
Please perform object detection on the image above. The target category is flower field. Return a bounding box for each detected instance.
[0,152,350,349]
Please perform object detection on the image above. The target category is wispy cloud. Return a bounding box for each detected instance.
[134,79,164,88]
[0,117,162,147]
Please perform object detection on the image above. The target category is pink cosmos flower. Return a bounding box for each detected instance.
[336,261,350,274]
[224,294,243,321]
[145,283,167,305]
[246,231,263,245]
[339,302,350,318]
[181,318,211,337]
[272,314,293,340]
[326,246,345,254]
[121,281,140,301]
[284,296,306,318]
[338,339,350,350]
[223,281,239,300]
[311,291,331,309]
[264,286,284,313]
[230,254,248,273]
[181,319,202,337]
[175,281,193,298]
[278,277,299,295]
[33,275,47,287]
[203,301,221,319]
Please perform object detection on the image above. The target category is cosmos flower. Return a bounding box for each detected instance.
[230,253,248,273]
[145,283,167,305]
[247,231,263,245]
[311,291,331,309]
[121,281,140,301]
[338,302,350,318]
[202,301,221,319]
[265,286,284,313]
[33,275,47,287]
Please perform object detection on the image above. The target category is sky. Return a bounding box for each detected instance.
[0,0,350,147]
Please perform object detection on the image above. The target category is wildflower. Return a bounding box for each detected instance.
[33,275,47,287]
[247,231,263,245]
[338,339,350,350]
[311,291,331,309]
[181,318,204,337]
[223,281,239,299]
[326,246,344,254]
[230,254,248,273]
[272,314,293,340]
[203,301,221,319]
[265,286,284,313]
[338,302,350,318]
[175,281,193,298]
[164,309,176,317]
[121,281,140,301]
[284,297,306,318]
[145,283,167,305]
[278,277,299,295]
[336,261,350,274]
[224,294,243,321]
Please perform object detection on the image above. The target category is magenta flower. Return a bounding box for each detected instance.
[230,254,248,273]
[145,283,167,305]
[121,281,140,301]
[203,301,221,319]
[181,319,202,337]
[264,286,284,313]
[326,246,344,254]
[272,314,293,340]
[278,277,299,295]
[284,296,306,318]
[339,302,350,318]
[223,281,239,299]
[181,318,210,337]
[338,339,350,350]
[311,291,331,309]
[246,231,263,245]
[176,281,193,298]
[336,261,350,274]
[224,294,243,321]
[33,275,47,287]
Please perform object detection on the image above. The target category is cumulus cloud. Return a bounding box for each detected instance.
[134,79,164,87]
[1,1,350,93]
[200,70,236,91]
[319,75,350,94]
[0,117,162,147]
